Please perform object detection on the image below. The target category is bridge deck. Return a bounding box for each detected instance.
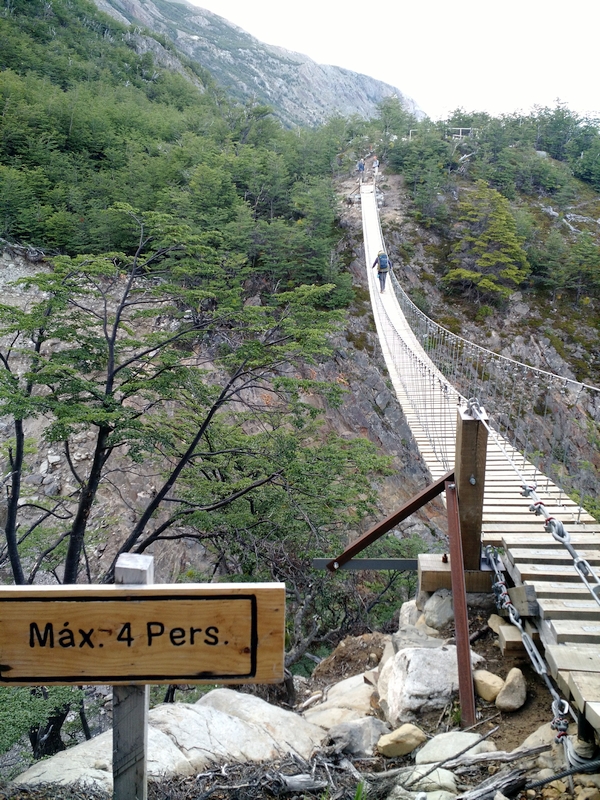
[360,182,600,731]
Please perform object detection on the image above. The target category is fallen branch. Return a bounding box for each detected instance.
[447,742,551,771]
[455,766,528,800]
[403,725,500,789]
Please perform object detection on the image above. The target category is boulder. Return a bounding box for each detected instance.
[197,688,325,759]
[380,637,395,667]
[328,717,390,757]
[398,598,420,626]
[415,614,441,636]
[415,730,491,764]
[13,726,192,790]
[303,673,374,729]
[404,765,457,793]
[466,593,497,612]
[377,656,394,706]
[495,667,527,711]
[392,623,442,653]
[149,703,280,768]
[377,722,427,757]
[386,645,484,725]
[415,590,431,611]
[474,668,505,701]
[423,588,454,629]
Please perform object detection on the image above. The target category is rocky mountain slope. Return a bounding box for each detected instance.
[92,0,422,126]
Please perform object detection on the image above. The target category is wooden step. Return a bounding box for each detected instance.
[550,619,600,645]
[524,581,596,600]
[546,644,600,678]
[502,534,600,549]
[569,671,600,714]
[585,702,600,729]
[538,598,600,621]
[507,548,600,567]
[510,563,584,583]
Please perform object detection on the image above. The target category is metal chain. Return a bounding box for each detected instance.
[485,546,571,742]
[468,398,600,609]
[520,482,600,609]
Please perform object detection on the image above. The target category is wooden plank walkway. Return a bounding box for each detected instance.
[360,182,600,735]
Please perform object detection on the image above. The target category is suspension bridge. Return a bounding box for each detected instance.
[359,179,600,744]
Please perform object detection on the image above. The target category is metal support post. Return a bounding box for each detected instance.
[455,404,488,570]
[446,480,476,728]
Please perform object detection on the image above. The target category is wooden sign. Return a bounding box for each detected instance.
[0,583,285,685]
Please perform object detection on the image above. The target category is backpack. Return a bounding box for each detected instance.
[378,253,389,271]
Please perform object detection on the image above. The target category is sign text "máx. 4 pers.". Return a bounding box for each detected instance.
[0,583,285,685]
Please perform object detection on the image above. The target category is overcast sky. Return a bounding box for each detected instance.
[185,0,599,121]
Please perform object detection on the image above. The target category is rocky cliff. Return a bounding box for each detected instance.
[92,0,422,126]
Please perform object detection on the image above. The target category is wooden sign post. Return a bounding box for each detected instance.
[0,559,285,800]
[113,553,153,800]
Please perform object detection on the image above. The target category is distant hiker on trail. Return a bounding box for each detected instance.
[373,157,379,177]
[357,158,365,181]
[372,250,392,293]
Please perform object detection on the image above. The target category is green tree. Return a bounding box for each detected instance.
[373,96,415,159]
[565,231,600,302]
[444,182,530,302]
[0,209,386,597]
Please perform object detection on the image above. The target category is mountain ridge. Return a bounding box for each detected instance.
[92,0,423,126]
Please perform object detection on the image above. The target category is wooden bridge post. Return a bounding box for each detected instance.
[454,404,488,571]
[113,553,153,800]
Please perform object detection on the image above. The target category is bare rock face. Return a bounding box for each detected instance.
[91,0,422,127]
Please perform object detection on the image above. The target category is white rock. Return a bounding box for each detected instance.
[392,624,442,653]
[378,654,395,705]
[328,717,390,757]
[380,638,395,667]
[423,588,454,629]
[415,614,441,636]
[386,645,484,725]
[303,673,374,729]
[301,705,364,729]
[405,765,457,793]
[47,454,61,465]
[399,598,420,626]
[149,703,280,768]
[518,721,563,750]
[13,727,192,789]
[415,730,485,764]
[197,688,326,758]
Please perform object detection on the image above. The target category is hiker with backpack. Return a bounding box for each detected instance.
[372,250,392,293]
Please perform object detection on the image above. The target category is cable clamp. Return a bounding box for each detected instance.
[530,501,546,516]
[521,483,537,497]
